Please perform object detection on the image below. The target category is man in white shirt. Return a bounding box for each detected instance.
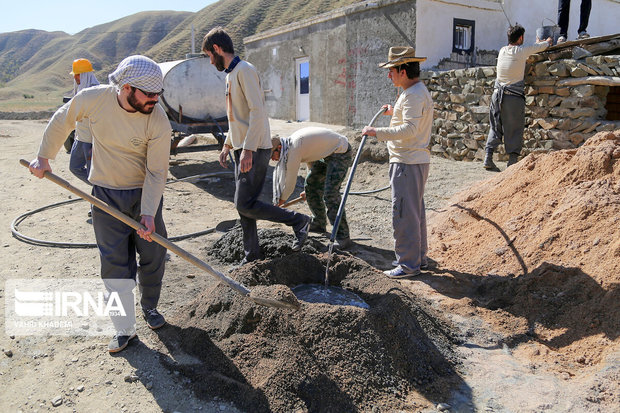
[484,25,551,171]
[362,46,433,278]
[271,127,353,249]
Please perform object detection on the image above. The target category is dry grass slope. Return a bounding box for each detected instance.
[0,11,192,104]
[148,0,363,62]
[0,0,363,110]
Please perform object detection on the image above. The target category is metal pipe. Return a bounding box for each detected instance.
[324,107,387,286]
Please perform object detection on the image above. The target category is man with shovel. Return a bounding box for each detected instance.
[362,47,432,279]
[202,27,311,263]
[271,127,353,250]
[29,55,172,353]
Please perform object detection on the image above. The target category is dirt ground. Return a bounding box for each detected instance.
[0,119,618,412]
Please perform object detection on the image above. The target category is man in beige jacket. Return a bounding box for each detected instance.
[202,27,311,263]
[29,55,171,353]
[363,47,433,279]
[271,127,353,249]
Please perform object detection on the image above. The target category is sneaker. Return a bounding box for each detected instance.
[577,31,590,39]
[383,266,421,279]
[108,332,137,353]
[392,260,428,270]
[292,215,311,252]
[334,237,353,250]
[142,308,166,330]
[309,221,326,233]
[557,36,567,44]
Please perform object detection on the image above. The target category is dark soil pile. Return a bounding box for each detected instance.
[207,224,323,263]
[426,130,620,372]
[165,237,462,412]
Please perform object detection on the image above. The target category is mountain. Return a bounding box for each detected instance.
[0,0,363,110]
[0,11,192,104]
[148,0,363,62]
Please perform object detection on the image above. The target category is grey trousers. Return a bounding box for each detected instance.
[389,163,429,272]
[69,140,92,185]
[485,92,525,156]
[92,186,167,334]
[234,148,306,261]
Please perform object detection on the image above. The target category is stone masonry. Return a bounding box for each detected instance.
[425,55,620,162]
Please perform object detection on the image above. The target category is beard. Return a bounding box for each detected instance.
[127,89,157,114]
[213,52,226,72]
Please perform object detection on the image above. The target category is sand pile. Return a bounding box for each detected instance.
[164,248,462,412]
[426,130,620,371]
[429,130,620,284]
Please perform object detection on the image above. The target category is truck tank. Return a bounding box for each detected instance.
[159,57,228,143]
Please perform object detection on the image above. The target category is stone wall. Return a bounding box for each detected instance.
[427,55,620,162]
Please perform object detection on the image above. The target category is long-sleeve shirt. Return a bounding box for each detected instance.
[276,127,349,201]
[224,60,271,151]
[375,81,433,165]
[37,85,172,216]
[496,41,549,85]
[73,72,100,144]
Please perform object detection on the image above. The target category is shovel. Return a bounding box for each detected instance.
[281,195,305,208]
[20,159,299,310]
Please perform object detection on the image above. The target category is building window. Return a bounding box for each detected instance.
[453,18,475,54]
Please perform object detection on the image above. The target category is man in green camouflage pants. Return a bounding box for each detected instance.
[272,127,353,249]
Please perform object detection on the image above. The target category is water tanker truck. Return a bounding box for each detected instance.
[159,56,228,149]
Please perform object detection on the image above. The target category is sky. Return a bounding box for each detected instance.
[1,1,218,35]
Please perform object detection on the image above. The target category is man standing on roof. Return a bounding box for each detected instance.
[29,55,172,354]
[557,0,591,43]
[68,58,100,185]
[202,27,311,263]
[483,25,551,171]
[271,127,353,250]
[362,46,433,279]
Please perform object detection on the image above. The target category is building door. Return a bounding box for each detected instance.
[296,58,310,121]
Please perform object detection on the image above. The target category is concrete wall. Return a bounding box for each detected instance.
[244,0,417,128]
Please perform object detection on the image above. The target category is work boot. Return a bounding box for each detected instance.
[292,215,311,251]
[507,153,519,167]
[483,151,500,172]
[142,308,166,330]
[334,237,353,250]
[309,220,326,233]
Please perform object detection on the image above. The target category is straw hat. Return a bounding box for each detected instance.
[378,46,426,68]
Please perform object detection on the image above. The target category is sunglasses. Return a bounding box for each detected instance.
[131,86,164,98]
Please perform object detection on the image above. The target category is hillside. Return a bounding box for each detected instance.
[0,0,364,111]
[0,11,192,109]
[148,0,363,62]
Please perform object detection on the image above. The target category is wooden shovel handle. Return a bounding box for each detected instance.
[20,159,250,295]
[281,195,305,208]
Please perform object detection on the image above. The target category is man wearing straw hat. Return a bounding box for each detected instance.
[29,55,172,353]
[362,46,433,279]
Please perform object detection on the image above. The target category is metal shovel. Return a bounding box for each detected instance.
[20,159,299,310]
